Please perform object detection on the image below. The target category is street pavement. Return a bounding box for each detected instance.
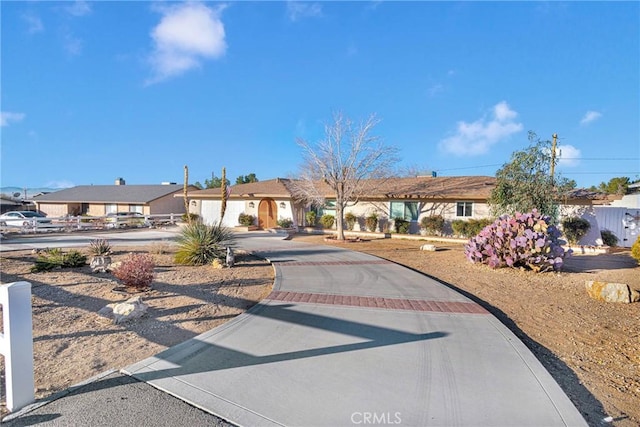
[2,231,587,426]
[0,228,180,252]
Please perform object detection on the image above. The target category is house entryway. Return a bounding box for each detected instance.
[258,198,277,229]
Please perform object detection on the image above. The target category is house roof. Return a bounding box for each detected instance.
[33,184,194,204]
[188,178,297,199]
[187,176,497,201]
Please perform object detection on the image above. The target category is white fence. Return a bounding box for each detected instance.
[594,207,640,248]
[0,213,182,235]
[0,281,35,412]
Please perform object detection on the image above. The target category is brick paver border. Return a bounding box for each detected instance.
[266,290,488,315]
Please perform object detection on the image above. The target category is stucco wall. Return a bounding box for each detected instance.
[201,200,246,227]
[340,200,491,232]
[36,203,69,217]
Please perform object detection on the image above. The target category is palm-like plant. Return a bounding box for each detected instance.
[174,223,236,265]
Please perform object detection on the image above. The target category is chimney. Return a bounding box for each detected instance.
[115,178,126,185]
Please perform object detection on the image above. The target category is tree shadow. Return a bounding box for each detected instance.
[563,252,638,273]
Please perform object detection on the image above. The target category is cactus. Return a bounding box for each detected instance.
[464,209,569,272]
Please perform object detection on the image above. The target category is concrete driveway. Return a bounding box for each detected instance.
[123,232,587,426]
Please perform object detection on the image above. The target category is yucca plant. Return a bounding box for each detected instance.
[175,222,236,265]
[88,238,112,256]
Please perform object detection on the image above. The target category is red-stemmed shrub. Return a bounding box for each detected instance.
[113,253,155,290]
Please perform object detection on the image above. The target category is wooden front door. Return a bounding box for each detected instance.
[258,198,277,229]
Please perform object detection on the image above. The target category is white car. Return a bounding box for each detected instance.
[106,212,148,228]
[0,211,52,227]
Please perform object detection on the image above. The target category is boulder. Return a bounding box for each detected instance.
[585,281,640,304]
[98,296,148,324]
[90,256,112,273]
[420,244,437,252]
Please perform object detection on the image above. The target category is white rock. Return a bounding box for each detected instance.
[585,281,640,304]
[98,296,148,324]
[420,244,437,252]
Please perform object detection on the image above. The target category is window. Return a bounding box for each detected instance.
[320,200,336,218]
[128,205,143,214]
[105,204,117,214]
[390,201,419,221]
[456,202,473,217]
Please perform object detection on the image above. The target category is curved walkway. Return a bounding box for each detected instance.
[124,232,587,426]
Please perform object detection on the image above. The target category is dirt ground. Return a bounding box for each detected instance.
[0,244,274,419]
[1,234,639,426]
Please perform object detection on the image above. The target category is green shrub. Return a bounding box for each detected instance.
[344,212,357,231]
[365,213,378,232]
[175,223,235,265]
[452,218,492,238]
[467,218,493,237]
[420,215,444,235]
[320,214,335,229]
[277,217,293,228]
[31,248,87,272]
[393,217,410,234]
[88,238,112,256]
[238,213,256,226]
[451,220,468,237]
[181,212,200,223]
[113,253,155,290]
[631,236,640,263]
[561,217,591,245]
[305,211,317,227]
[600,229,618,247]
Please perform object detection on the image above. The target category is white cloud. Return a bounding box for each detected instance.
[1,112,26,127]
[66,1,92,17]
[45,180,75,189]
[428,83,444,97]
[64,31,83,55]
[556,144,581,167]
[147,2,227,85]
[580,110,602,126]
[22,13,44,34]
[438,101,523,156]
[287,1,323,22]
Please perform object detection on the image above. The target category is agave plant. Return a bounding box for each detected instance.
[174,222,236,265]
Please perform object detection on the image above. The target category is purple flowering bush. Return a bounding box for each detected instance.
[464,210,570,272]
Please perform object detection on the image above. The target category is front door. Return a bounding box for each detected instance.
[258,198,277,229]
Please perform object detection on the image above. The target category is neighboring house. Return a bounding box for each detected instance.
[33,179,197,217]
[0,194,30,214]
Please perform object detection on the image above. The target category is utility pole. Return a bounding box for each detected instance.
[550,133,558,186]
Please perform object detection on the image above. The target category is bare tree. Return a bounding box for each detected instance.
[291,112,399,240]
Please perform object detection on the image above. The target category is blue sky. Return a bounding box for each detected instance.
[2,1,638,190]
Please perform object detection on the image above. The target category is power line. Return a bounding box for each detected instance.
[559,157,640,161]
[562,171,640,175]
[435,164,502,172]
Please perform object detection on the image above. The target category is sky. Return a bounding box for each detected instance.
[1,1,639,191]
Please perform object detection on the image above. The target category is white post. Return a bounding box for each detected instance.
[0,281,35,412]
